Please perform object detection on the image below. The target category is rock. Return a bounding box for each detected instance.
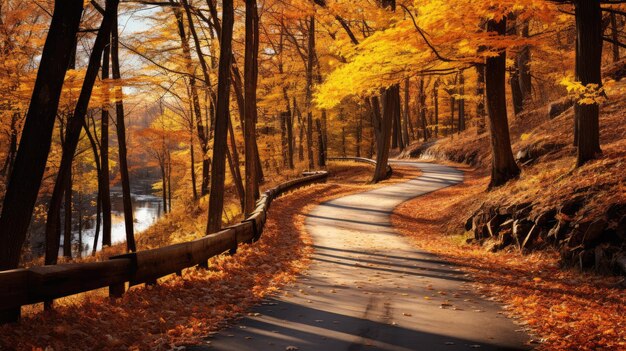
[487,215,510,238]
[548,98,574,119]
[560,198,583,217]
[615,255,626,275]
[512,219,534,247]
[533,209,557,228]
[515,148,530,163]
[521,223,542,249]
[568,219,608,248]
[465,217,473,231]
[547,219,568,242]
[594,245,611,272]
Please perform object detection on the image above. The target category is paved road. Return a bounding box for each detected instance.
[195,161,531,351]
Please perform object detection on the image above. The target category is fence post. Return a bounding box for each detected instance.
[109,282,125,298]
[0,308,20,324]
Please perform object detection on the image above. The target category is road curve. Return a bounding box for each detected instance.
[196,161,530,351]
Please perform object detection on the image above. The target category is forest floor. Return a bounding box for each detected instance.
[392,162,626,351]
[0,162,417,350]
[399,78,626,274]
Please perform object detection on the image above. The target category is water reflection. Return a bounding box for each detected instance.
[83,191,163,253]
[54,190,163,256]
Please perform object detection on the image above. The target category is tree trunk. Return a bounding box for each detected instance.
[449,86,455,136]
[433,79,439,137]
[63,167,72,258]
[296,98,304,161]
[111,7,136,252]
[305,16,316,170]
[485,17,520,188]
[189,129,198,201]
[371,89,393,183]
[420,80,429,141]
[403,78,413,141]
[458,71,465,132]
[574,0,602,166]
[355,112,362,157]
[280,113,287,166]
[227,115,245,212]
[160,162,167,214]
[173,4,210,196]
[317,119,326,167]
[610,13,619,63]
[510,60,524,115]
[82,119,103,256]
[244,0,259,216]
[44,0,119,265]
[476,65,486,134]
[0,0,83,276]
[206,0,233,233]
[101,40,112,247]
[518,20,532,103]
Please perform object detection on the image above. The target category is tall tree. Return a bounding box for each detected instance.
[485,16,520,188]
[0,0,83,274]
[573,0,602,166]
[244,0,260,216]
[305,15,315,170]
[101,41,112,247]
[207,0,234,233]
[44,0,120,264]
[111,6,136,252]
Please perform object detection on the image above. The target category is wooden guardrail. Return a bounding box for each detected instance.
[327,157,393,179]
[0,171,328,323]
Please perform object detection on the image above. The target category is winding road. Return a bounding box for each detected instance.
[196,161,531,351]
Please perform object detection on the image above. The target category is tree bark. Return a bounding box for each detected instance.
[44,0,119,264]
[243,0,259,216]
[610,13,619,63]
[403,78,413,141]
[371,90,393,183]
[485,17,520,188]
[476,64,486,134]
[101,45,112,247]
[305,16,316,170]
[458,71,465,132]
[510,60,524,115]
[63,167,72,258]
[317,118,326,166]
[0,0,83,274]
[419,79,428,141]
[206,0,233,233]
[574,0,602,166]
[111,6,136,252]
[227,114,245,212]
[173,3,211,196]
[433,79,439,137]
[518,20,532,103]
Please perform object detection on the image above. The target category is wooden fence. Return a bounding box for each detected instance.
[0,171,328,323]
[328,157,393,179]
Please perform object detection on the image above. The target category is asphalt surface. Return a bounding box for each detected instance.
[192,161,531,351]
